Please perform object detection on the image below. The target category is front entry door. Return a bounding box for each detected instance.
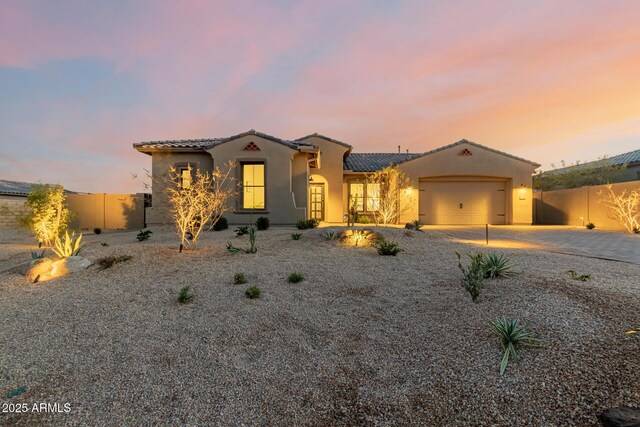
[309,183,325,221]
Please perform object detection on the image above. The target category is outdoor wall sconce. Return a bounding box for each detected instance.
[518,184,527,200]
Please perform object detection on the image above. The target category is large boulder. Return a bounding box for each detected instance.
[22,258,54,282]
[50,256,91,277]
[599,407,640,427]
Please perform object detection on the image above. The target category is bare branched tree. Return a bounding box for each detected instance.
[598,184,640,234]
[365,166,415,225]
[164,162,236,250]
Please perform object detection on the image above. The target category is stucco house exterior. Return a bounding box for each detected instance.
[134,130,539,225]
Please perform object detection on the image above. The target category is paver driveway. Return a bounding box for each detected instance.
[431,225,640,264]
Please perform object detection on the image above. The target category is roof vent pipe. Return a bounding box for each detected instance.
[398,145,401,153]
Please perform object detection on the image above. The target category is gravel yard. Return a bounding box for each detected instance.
[1,226,639,426]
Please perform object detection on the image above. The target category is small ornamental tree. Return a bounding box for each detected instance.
[20,184,71,246]
[365,166,415,225]
[165,163,236,250]
[598,184,640,234]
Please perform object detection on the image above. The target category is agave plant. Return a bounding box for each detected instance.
[489,317,543,375]
[482,253,518,278]
[52,231,83,259]
[30,249,47,259]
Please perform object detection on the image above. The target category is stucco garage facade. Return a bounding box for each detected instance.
[395,140,540,225]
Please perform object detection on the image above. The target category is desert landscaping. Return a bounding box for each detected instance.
[1,225,638,426]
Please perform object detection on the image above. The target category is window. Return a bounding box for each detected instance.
[175,164,193,189]
[366,183,380,211]
[349,182,380,212]
[242,163,265,209]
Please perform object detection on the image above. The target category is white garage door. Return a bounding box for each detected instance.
[419,181,506,225]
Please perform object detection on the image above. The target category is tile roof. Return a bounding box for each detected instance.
[296,133,352,148]
[134,129,315,153]
[344,153,422,172]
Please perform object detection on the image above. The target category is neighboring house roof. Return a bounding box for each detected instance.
[0,180,78,196]
[0,180,35,196]
[344,153,422,172]
[134,129,316,154]
[539,147,640,176]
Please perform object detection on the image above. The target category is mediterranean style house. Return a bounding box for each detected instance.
[134,129,539,225]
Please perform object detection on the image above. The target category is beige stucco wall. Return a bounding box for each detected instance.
[298,136,350,223]
[534,180,640,229]
[397,142,537,224]
[206,135,307,224]
[0,195,27,228]
[67,193,145,230]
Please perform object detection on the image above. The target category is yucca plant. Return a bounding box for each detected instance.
[482,253,518,278]
[52,231,83,259]
[323,231,338,241]
[489,317,543,375]
[291,233,302,240]
[227,226,257,254]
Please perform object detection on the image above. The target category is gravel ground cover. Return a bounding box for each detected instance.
[0,226,638,426]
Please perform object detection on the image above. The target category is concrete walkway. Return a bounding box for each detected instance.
[431,225,640,264]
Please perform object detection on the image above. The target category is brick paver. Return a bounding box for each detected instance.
[431,225,640,264]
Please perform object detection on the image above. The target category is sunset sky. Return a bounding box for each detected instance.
[1,1,639,193]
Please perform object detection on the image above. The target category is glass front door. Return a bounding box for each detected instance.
[309,183,325,221]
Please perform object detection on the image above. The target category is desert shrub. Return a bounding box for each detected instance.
[227,226,257,254]
[256,217,270,230]
[598,185,640,233]
[482,253,518,278]
[291,233,302,240]
[412,219,424,230]
[234,272,247,285]
[213,217,228,231]
[101,242,109,247]
[163,163,236,249]
[585,222,596,230]
[20,184,72,246]
[30,249,47,259]
[374,238,402,256]
[295,219,319,230]
[93,228,102,235]
[96,255,132,271]
[137,229,152,241]
[356,215,371,224]
[568,270,591,282]
[365,166,415,225]
[52,231,83,258]
[455,252,485,302]
[323,231,338,241]
[178,286,194,304]
[489,317,542,375]
[288,272,304,283]
[245,286,260,299]
[235,226,249,236]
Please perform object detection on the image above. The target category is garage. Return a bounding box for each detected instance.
[419,180,507,225]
